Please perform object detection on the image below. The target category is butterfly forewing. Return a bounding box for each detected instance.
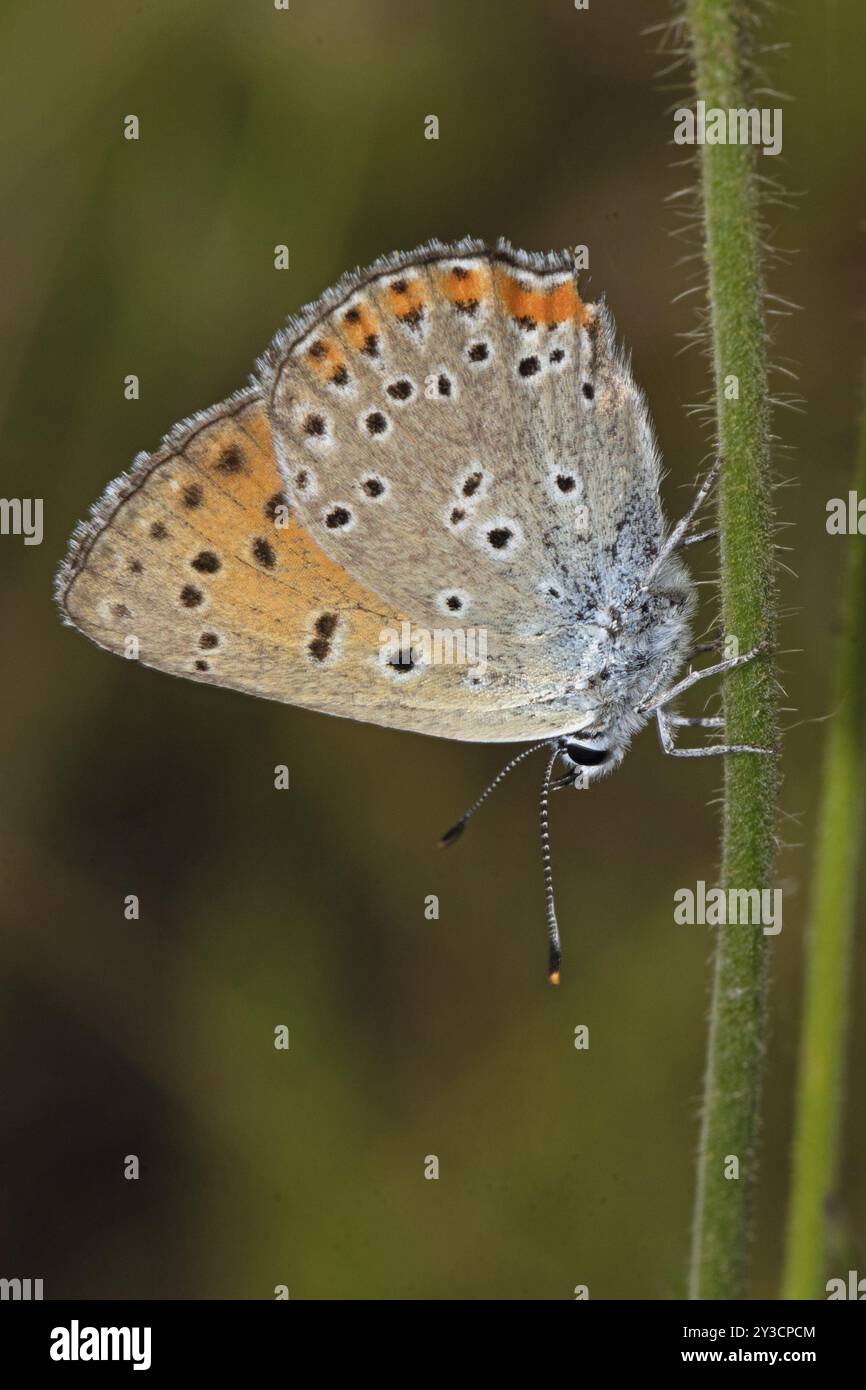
[57,384,594,741]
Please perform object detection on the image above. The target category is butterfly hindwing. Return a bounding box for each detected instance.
[259,238,666,637]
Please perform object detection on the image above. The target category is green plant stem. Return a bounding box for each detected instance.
[685,0,780,1300]
[782,368,866,1299]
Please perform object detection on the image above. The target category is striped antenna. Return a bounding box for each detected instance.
[438,741,550,848]
[539,743,563,985]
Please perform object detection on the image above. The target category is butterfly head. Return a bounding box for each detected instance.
[560,729,627,785]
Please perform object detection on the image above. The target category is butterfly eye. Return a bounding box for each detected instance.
[565,742,610,767]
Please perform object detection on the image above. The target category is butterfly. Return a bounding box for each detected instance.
[56,238,770,982]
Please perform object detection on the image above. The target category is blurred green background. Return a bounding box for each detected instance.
[1,0,864,1299]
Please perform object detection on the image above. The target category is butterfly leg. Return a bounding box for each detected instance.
[646,640,774,754]
[677,526,719,550]
[667,714,725,728]
[655,707,772,758]
[642,641,768,713]
[641,457,722,588]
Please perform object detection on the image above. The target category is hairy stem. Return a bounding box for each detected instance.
[684,0,780,1300]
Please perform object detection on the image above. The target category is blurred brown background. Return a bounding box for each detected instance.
[1,0,864,1299]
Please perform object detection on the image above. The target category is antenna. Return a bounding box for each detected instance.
[439,738,567,985]
[539,744,562,985]
[438,741,550,847]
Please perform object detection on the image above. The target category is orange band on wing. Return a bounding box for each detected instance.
[339,301,381,352]
[386,276,428,330]
[436,263,493,314]
[496,270,590,327]
[304,336,349,383]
